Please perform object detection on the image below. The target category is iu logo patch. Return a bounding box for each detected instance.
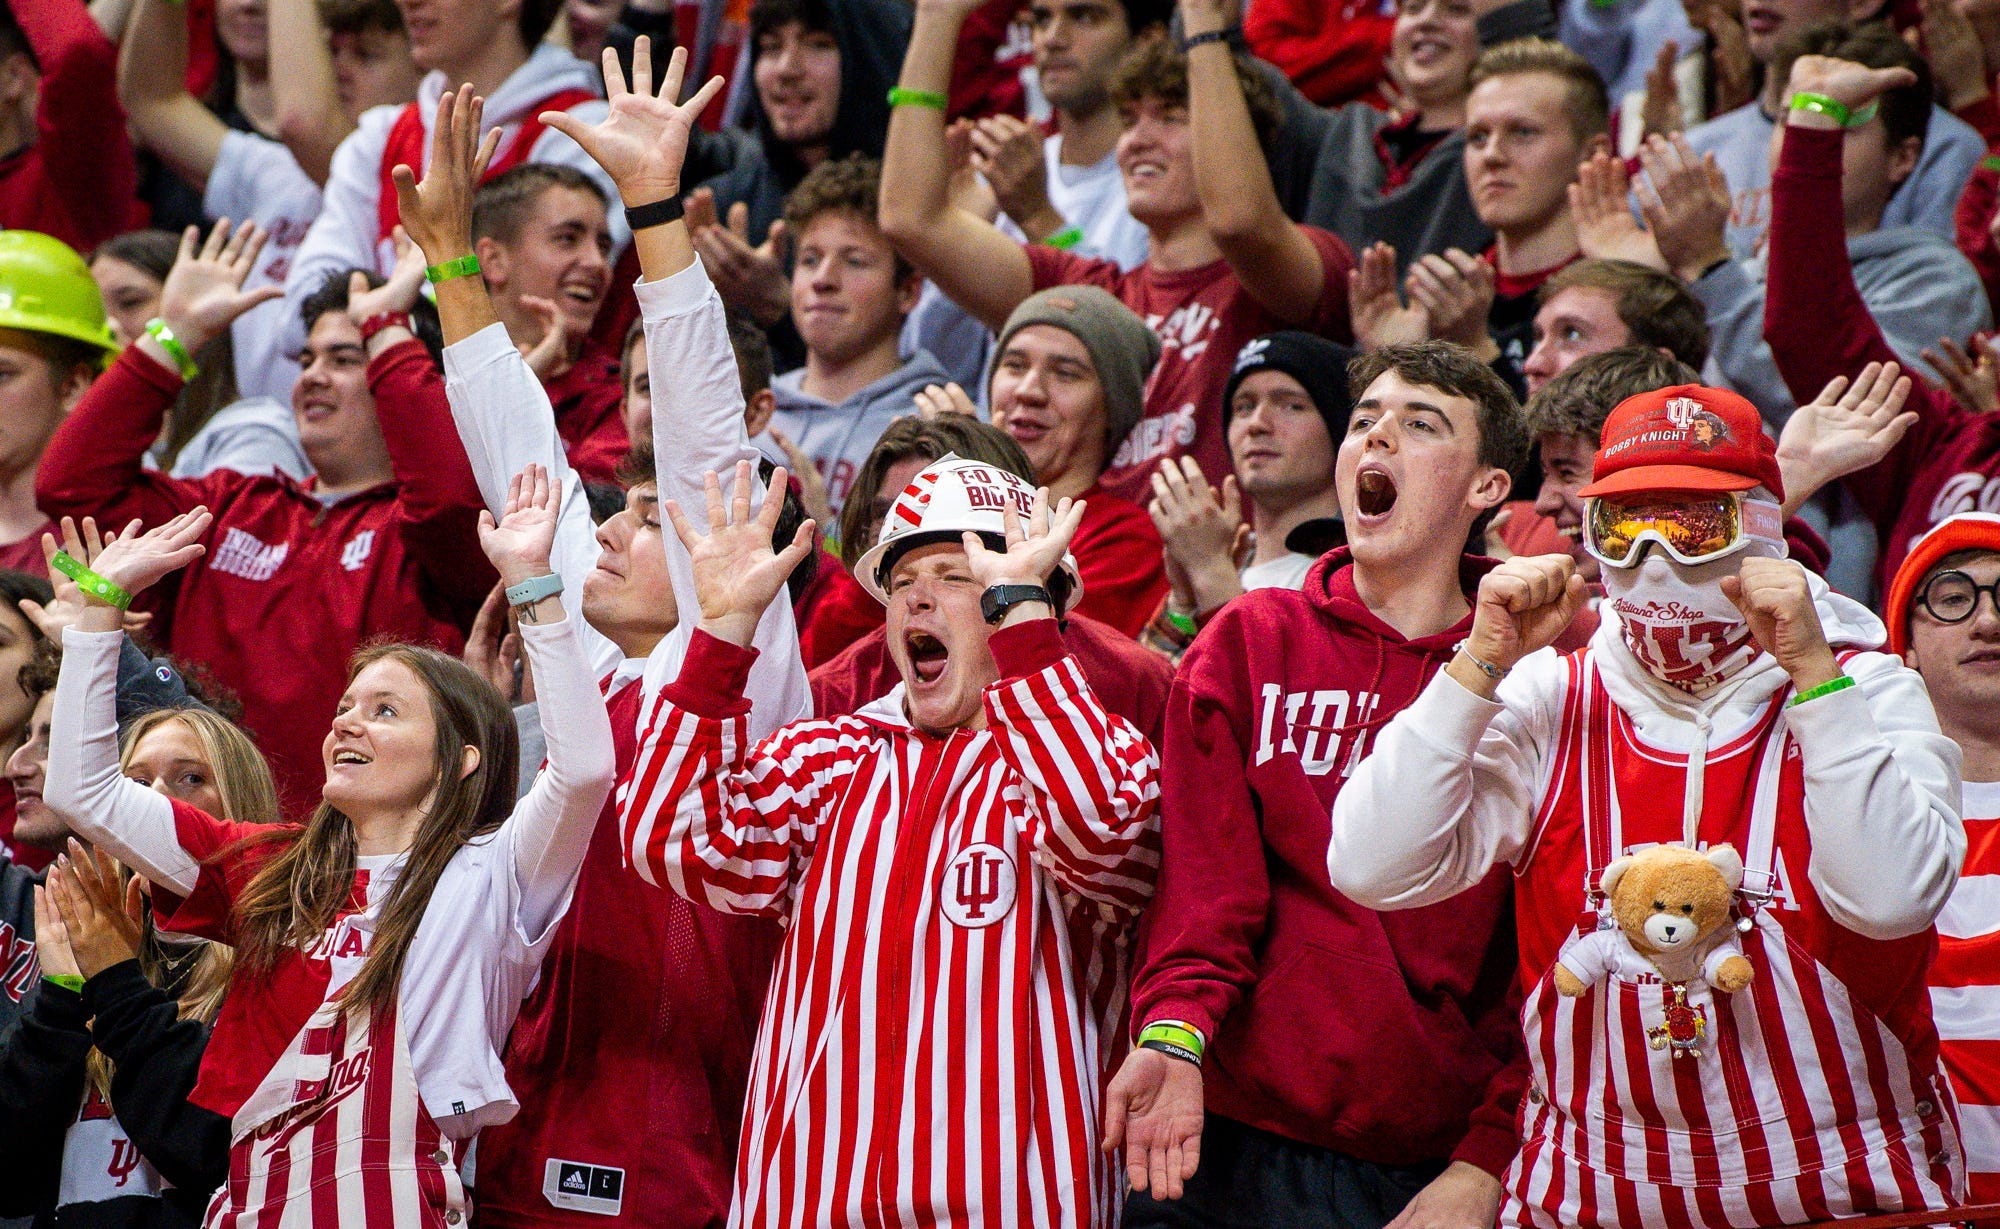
[340,530,377,572]
[940,843,1017,928]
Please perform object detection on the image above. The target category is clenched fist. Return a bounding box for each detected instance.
[1719,557,1840,691]
[1455,554,1587,693]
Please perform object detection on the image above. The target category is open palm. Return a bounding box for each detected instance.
[665,461,816,647]
[1776,362,1916,511]
[157,220,284,353]
[85,509,214,599]
[543,38,726,205]
[965,489,1084,590]
[478,463,560,583]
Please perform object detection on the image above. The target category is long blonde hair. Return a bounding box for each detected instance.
[87,708,280,1097]
[229,644,518,1016]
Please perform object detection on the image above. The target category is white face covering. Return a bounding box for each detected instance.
[1601,550,1765,694]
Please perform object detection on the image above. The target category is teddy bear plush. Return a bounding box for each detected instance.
[1552,843,1756,999]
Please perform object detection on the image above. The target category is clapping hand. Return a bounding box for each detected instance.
[346,227,428,342]
[390,85,501,269]
[148,220,284,359]
[1148,457,1247,614]
[543,37,725,209]
[1571,153,1668,271]
[685,189,792,326]
[464,582,534,705]
[1921,335,1999,415]
[665,461,816,648]
[1405,250,1497,357]
[478,464,561,589]
[48,840,145,980]
[1774,361,1917,516]
[1634,134,1733,283]
[1348,242,1429,352]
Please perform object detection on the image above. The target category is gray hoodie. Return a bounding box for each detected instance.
[761,349,953,516]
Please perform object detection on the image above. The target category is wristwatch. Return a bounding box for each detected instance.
[505,573,564,623]
[981,583,1053,625]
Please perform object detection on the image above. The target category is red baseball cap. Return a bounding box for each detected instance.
[1576,384,1785,501]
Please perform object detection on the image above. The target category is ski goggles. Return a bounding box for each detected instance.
[1583,492,1785,569]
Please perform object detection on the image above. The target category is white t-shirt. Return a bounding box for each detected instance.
[204,131,323,403]
[1241,551,1316,592]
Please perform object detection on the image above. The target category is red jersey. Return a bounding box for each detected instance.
[1767,125,2000,591]
[0,0,142,252]
[0,522,53,578]
[1068,482,1168,637]
[1934,779,2000,1202]
[1246,0,1395,107]
[1026,229,1354,505]
[795,557,883,671]
[541,348,632,486]
[34,344,491,814]
[809,609,1174,746]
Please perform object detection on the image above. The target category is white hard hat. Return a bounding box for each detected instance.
[852,453,1085,611]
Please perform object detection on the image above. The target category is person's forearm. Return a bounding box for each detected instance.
[507,619,617,934]
[878,2,969,242]
[1184,9,1286,240]
[266,0,352,185]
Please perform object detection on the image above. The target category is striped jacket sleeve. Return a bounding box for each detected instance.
[982,619,1161,917]
[620,629,862,918]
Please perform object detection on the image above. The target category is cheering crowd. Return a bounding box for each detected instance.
[1,0,1999,1224]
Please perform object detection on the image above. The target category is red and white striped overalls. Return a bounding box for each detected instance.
[1506,653,1964,1228]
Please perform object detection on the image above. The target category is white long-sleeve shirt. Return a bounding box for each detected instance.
[1328,578,1964,942]
[45,621,615,1138]
[442,256,811,728]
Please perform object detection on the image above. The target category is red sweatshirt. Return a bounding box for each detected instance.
[476,676,782,1229]
[1129,549,1526,1175]
[543,348,632,487]
[1765,125,2000,592]
[1070,484,1168,639]
[34,344,493,814]
[795,556,882,671]
[1246,0,1394,108]
[809,610,1174,747]
[0,0,142,252]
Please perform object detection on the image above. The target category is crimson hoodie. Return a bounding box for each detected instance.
[1129,548,1526,1175]
[34,343,493,814]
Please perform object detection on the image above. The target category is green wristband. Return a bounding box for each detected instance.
[1138,1021,1205,1062]
[50,551,134,611]
[143,318,199,382]
[1163,607,1198,638]
[425,253,482,285]
[1041,226,1085,251]
[1787,673,1855,708]
[1786,92,1878,128]
[43,972,85,994]
[887,86,948,111]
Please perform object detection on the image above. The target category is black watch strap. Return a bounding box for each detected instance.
[625,194,686,231]
[981,583,1054,625]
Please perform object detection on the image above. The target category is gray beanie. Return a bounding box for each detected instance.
[991,286,1161,460]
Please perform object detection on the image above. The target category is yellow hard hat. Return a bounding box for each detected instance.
[0,231,118,356]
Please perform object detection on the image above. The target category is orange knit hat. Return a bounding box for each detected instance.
[1884,512,2000,657]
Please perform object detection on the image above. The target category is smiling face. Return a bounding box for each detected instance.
[216,0,270,65]
[989,325,1107,491]
[323,657,445,817]
[6,692,59,850]
[1030,0,1134,114]
[755,19,842,149]
[1116,97,1201,228]
[481,185,613,340]
[885,541,1000,736]
[584,481,680,657]
[1464,72,1589,235]
[1229,370,1337,508]
[1390,0,1480,111]
[1532,430,1597,578]
[791,210,917,366]
[91,256,164,349]
[1906,552,2000,742]
[293,312,393,486]
[125,718,228,817]
[1337,369,1509,570]
[394,0,523,73]
[330,25,419,121]
[1522,286,1631,396]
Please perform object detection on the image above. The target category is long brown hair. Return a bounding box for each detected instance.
[229,644,518,1015]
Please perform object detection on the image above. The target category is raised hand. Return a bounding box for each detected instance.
[478,463,561,588]
[82,508,213,604]
[665,461,816,648]
[1149,457,1246,614]
[31,883,80,981]
[1922,0,1993,109]
[391,84,502,267]
[1773,361,1917,516]
[1921,335,1999,414]
[912,382,978,421]
[1102,1048,1205,1199]
[151,219,284,356]
[347,228,428,330]
[970,113,1061,237]
[1720,556,1839,690]
[25,519,153,639]
[1635,133,1732,282]
[1571,153,1668,271]
[1783,54,1918,122]
[1348,242,1429,352]
[48,840,144,979]
[541,37,725,207]
[963,486,1085,593]
[1639,40,1685,140]
[1684,0,1754,113]
[1405,250,1497,354]
[689,195,792,326]
[1462,554,1587,685]
[516,294,575,379]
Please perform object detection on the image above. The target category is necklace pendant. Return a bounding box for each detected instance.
[1645,982,1708,1060]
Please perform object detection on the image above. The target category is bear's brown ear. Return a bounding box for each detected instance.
[1600,856,1635,896]
[1706,844,1745,891]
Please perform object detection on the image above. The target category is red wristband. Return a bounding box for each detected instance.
[357,311,413,344]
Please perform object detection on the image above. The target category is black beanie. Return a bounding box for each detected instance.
[1220,332,1356,454]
